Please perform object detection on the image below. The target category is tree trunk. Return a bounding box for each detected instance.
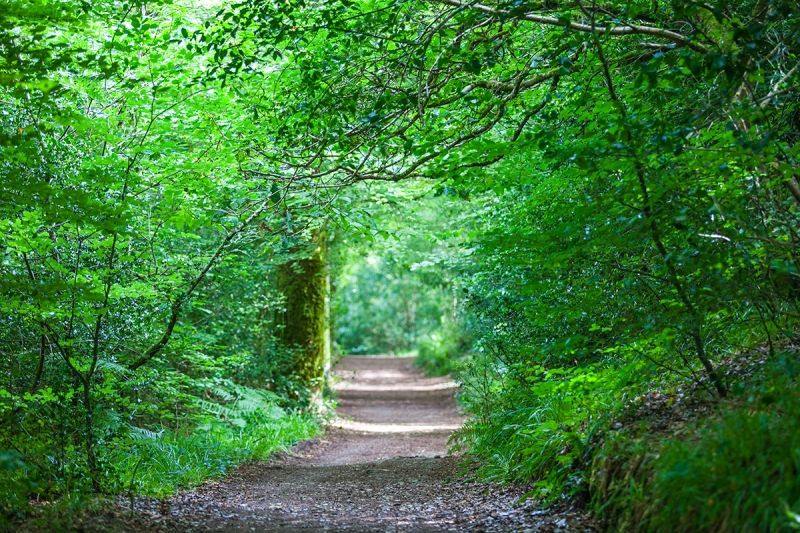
[277,230,330,399]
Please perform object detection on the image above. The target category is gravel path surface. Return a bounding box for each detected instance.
[116,356,594,532]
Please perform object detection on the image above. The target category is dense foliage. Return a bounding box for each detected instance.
[3,0,800,530]
[0,0,319,519]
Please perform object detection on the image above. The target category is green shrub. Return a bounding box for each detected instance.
[0,380,318,522]
[415,321,466,376]
[0,450,33,524]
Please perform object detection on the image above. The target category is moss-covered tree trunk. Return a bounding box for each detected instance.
[277,230,330,398]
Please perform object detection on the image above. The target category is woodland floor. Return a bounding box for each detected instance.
[91,356,595,532]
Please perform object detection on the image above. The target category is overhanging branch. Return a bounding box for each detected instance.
[436,0,708,53]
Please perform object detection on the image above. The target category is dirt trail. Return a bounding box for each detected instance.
[127,356,592,532]
[309,356,464,465]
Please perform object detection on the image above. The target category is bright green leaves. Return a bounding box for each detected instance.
[0,0,306,502]
[2,211,52,256]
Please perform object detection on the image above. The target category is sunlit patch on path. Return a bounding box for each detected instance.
[330,419,462,433]
[332,381,460,392]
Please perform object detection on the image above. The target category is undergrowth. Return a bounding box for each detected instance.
[592,353,800,532]
[455,359,642,501]
[108,407,318,498]
[1,378,318,526]
[456,346,800,532]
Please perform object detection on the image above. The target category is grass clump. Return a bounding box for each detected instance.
[109,412,318,498]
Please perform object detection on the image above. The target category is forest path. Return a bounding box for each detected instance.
[311,355,464,465]
[144,356,588,532]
